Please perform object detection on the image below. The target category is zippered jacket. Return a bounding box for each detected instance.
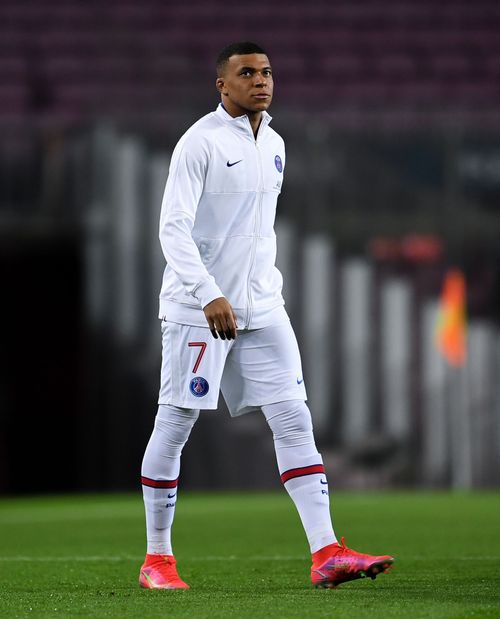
[159,103,288,329]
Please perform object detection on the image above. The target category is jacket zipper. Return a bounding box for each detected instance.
[245,137,264,328]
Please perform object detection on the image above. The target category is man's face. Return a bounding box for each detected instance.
[216,53,273,115]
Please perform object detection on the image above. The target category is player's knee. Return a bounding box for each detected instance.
[262,400,314,445]
[142,405,200,474]
[154,404,200,446]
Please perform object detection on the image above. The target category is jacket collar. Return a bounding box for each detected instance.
[215,103,272,138]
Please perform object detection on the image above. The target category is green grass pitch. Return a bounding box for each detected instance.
[1,492,499,618]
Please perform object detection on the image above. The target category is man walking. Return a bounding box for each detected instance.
[139,41,394,590]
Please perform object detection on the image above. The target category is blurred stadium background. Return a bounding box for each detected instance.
[1,0,499,495]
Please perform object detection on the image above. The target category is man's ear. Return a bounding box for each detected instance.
[216,77,226,95]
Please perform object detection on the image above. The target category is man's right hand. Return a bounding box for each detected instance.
[203,297,238,340]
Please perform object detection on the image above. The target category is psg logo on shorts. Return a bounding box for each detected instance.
[189,376,209,397]
[274,155,283,173]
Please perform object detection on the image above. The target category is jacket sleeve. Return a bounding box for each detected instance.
[159,135,223,309]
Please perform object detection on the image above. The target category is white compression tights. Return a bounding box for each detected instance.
[141,404,200,555]
[261,400,337,552]
[141,400,336,556]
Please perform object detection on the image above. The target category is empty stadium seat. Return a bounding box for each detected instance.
[0,0,499,126]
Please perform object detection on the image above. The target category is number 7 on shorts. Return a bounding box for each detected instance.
[188,342,207,374]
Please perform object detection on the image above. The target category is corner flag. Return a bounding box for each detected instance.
[435,269,467,366]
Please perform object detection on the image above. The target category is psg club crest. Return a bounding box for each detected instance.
[274,155,283,173]
[189,376,209,397]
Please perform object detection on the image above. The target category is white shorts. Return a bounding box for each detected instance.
[158,319,307,416]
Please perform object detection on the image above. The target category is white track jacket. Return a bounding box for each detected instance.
[159,103,288,329]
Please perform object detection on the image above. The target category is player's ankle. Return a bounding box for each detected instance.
[143,553,175,566]
[312,542,341,567]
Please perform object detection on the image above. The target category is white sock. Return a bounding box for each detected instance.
[262,400,337,553]
[141,404,199,555]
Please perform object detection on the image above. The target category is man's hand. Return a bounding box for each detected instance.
[203,297,238,340]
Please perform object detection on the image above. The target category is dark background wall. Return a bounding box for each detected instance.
[1,0,500,494]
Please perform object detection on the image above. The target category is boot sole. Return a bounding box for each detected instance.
[314,558,394,589]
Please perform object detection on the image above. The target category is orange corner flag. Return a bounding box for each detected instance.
[435,269,467,366]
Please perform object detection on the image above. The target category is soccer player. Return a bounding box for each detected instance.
[139,41,394,590]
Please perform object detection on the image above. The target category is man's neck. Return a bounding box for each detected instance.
[221,101,263,138]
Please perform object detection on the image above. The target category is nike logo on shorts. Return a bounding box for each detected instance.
[167,492,177,498]
[227,159,242,167]
[297,377,304,384]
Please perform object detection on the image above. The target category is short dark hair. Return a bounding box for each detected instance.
[216,41,268,76]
